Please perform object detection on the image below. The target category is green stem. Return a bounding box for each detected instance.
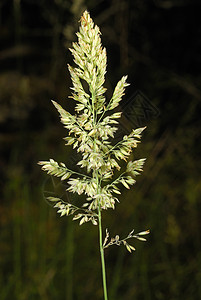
[98,208,108,300]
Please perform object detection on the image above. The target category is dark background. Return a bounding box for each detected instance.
[1,0,201,299]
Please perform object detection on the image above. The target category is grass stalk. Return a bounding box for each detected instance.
[98,208,108,300]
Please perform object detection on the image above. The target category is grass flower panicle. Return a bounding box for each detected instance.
[38,10,149,300]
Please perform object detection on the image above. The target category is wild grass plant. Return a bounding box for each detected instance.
[38,10,149,300]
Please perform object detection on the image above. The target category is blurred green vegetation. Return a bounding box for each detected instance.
[0,0,201,299]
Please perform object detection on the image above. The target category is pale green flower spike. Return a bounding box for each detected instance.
[38,10,149,300]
